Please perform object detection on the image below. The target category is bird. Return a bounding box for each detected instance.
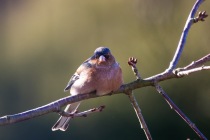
[52,47,123,131]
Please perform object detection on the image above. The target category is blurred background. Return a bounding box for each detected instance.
[0,0,209,139]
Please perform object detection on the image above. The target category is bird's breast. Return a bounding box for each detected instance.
[95,64,123,95]
[70,63,123,96]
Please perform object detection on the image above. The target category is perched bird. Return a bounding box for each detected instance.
[52,47,123,131]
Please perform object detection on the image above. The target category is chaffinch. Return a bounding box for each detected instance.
[52,47,123,131]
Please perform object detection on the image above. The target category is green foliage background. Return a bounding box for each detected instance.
[0,0,210,139]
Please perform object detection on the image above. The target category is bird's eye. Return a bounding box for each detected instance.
[104,54,109,59]
[95,54,100,59]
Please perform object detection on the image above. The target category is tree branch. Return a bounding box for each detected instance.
[127,57,152,140]
[179,53,210,70]
[155,84,207,140]
[167,0,205,71]
[0,54,209,126]
[127,91,152,140]
[128,57,141,80]
[0,0,209,139]
[58,105,105,118]
[176,66,210,76]
[173,53,210,76]
[0,91,100,126]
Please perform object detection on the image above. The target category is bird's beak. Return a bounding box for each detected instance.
[99,55,106,62]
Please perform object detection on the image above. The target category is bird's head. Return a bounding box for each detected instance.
[93,47,115,66]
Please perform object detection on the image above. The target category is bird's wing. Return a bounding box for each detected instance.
[64,73,79,92]
[64,60,93,92]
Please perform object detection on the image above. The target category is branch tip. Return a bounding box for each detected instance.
[193,10,208,23]
[128,57,142,80]
[128,57,138,66]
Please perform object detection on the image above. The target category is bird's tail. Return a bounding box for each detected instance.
[52,102,80,131]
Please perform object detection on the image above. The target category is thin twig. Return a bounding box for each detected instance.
[128,57,141,79]
[127,91,152,140]
[176,66,210,76]
[58,105,105,118]
[128,57,152,140]
[182,53,210,70]
[173,53,210,76]
[155,83,207,140]
[193,11,208,23]
[167,0,205,71]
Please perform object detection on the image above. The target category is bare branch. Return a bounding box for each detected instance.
[128,57,152,140]
[172,53,210,77]
[58,105,105,118]
[155,83,207,140]
[128,57,141,79]
[127,91,152,140]
[176,66,210,76]
[181,53,210,70]
[0,55,209,126]
[0,0,209,139]
[167,0,205,71]
[0,91,100,126]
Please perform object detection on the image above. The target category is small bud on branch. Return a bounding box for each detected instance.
[193,11,208,23]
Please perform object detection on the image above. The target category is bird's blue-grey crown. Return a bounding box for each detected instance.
[94,47,111,56]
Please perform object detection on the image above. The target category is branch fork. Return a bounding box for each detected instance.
[173,53,210,77]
